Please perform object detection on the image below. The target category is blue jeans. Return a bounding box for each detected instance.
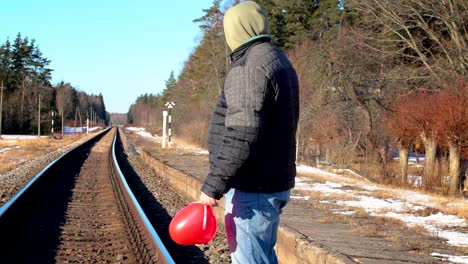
[224,188,290,264]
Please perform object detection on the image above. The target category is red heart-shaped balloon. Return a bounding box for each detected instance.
[169,202,217,245]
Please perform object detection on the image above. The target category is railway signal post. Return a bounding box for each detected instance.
[165,101,175,148]
[51,110,56,137]
[162,111,168,148]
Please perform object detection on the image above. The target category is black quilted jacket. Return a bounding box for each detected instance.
[201,38,299,199]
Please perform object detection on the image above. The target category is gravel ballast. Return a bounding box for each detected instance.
[0,134,99,207]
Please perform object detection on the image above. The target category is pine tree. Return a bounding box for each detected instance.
[0,39,12,85]
[165,71,177,90]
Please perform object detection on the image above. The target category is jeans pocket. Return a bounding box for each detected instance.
[231,190,255,220]
[259,191,289,219]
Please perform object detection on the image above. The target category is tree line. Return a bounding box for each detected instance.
[0,33,109,135]
[127,0,467,195]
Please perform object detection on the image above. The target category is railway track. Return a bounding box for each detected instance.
[0,128,174,263]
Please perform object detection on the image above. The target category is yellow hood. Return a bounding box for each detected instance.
[223,1,270,51]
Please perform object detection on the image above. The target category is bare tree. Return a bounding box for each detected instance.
[433,79,468,194]
[350,0,468,84]
[386,95,419,185]
[55,82,76,134]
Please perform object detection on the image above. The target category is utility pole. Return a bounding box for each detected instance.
[0,81,5,139]
[38,94,41,137]
[61,105,64,136]
[77,109,83,129]
[74,107,78,135]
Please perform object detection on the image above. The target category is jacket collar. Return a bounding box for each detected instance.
[229,35,271,67]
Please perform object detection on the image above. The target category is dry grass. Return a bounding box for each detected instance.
[172,137,206,153]
[351,224,388,237]
[0,134,91,175]
[408,224,432,236]
[176,120,209,149]
[132,135,160,151]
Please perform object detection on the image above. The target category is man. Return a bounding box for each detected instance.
[199,1,299,263]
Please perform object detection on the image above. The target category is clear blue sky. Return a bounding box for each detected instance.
[0,0,213,113]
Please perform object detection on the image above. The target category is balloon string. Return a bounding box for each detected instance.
[203,205,207,230]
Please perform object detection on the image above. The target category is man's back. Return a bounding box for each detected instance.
[223,40,299,193]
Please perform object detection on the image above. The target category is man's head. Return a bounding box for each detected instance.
[223,1,270,51]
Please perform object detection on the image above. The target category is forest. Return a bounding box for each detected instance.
[0,33,109,135]
[128,0,467,195]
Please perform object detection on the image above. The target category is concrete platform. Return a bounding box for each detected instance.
[139,147,465,264]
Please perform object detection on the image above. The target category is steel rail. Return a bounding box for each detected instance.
[109,129,175,264]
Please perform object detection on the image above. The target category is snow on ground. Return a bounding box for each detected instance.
[193,150,209,155]
[135,130,154,138]
[431,253,468,264]
[290,195,310,201]
[293,164,468,251]
[125,127,159,141]
[125,127,146,132]
[87,126,101,132]
[0,146,21,154]
[297,165,344,178]
[1,135,49,140]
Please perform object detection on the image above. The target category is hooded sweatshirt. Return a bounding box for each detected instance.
[223,1,270,51]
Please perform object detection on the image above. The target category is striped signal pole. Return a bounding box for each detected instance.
[51,110,56,137]
[162,111,167,148]
[165,101,175,148]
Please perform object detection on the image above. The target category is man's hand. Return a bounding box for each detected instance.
[199,192,218,207]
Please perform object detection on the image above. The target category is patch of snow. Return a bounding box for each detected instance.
[87,126,101,132]
[394,190,436,207]
[0,146,20,154]
[135,131,154,138]
[297,165,342,178]
[431,252,468,264]
[295,178,351,195]
[125,127,145,132]
[336,196,409,213]
[291,195,310,201]
[334,210,356,215]
[1,135,48,139]
[379,211,467,247]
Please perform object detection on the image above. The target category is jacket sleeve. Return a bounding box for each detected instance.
[201,66,270,199]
